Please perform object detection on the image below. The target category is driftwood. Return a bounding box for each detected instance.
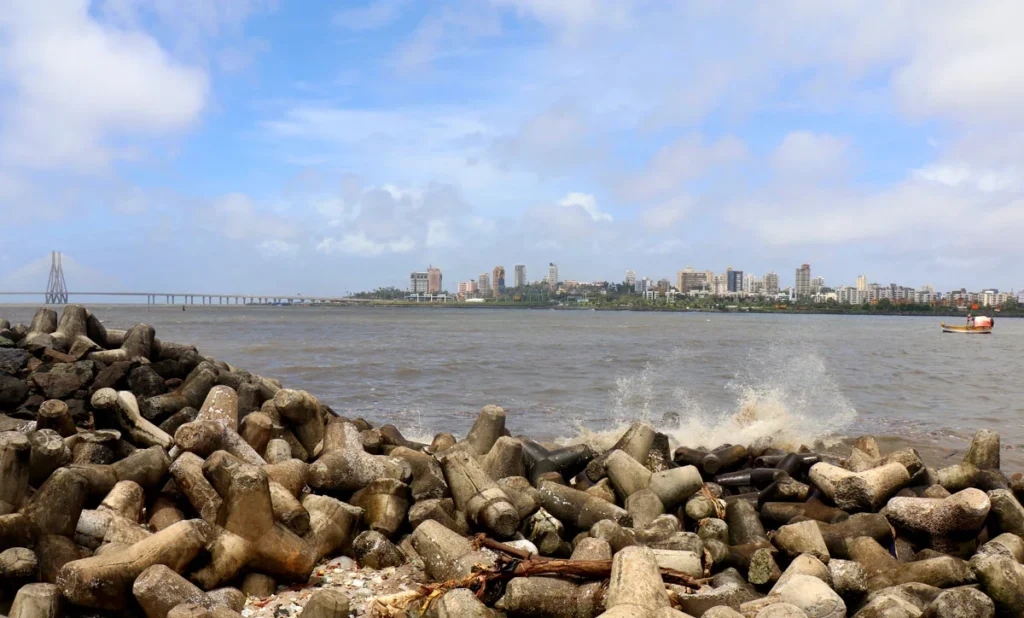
[377,534,705,615]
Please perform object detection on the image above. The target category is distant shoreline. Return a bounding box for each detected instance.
[3,300,1015,318]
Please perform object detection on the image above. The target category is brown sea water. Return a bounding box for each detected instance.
[4,304,1022,469]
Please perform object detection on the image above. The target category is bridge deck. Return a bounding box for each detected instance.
[0,292,370,304]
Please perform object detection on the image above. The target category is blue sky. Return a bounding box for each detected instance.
[2,0,1023,295]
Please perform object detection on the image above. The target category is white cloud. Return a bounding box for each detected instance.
[425,220,456,248]
[644,239,686,255]
[316,232,416,257]
[334,0,409,31]
[640,197,691,230]
[619,135,747,202]
[0,0,209,170]
[259,239,299,258]
[558,192,611,222]
[213,193,299,240]
[490,0,635,38]
[771,132,851,178]
[391,6,501,72]
[914,164,1021,194]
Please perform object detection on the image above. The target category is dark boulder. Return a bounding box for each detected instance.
[0,348,31,375]
[0,374,29,408]
[29,361,96,399]
[89,361,134,395]
[128,365,166,398]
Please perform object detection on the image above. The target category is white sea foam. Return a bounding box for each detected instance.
[569,342,857,452]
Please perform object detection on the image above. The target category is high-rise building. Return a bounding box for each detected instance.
[744,273,757,293]
[811,276,825,294]
[427,266,442,294]
[636,277,650,294]
[492,266,505,297]
[458,280,478,297]
[514,264,526,288]
[856,274,867,292]
[763,272,780,295]
[409,271,429,294]
[795,264,812,298]
[625,270,636,287]
[712,274,727,295]
[548,263,558,291]
[727,268,744,293]
[478,273,491,297]
[678,266,708,293]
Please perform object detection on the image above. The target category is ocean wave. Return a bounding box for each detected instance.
[563,341,858,453]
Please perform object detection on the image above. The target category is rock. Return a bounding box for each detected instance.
[605,449,653,500]
[626,488,666,529]
[919,587,994,618]
[648,465,703,510]
[462,404,506,457]
[129,365,167,398]
[773,520,830,563]
[963,429,1000,470]
[757,605,811,618]
[300,589,350,618]
[435,588,500,618]
[483,435,526,480]
[605,546,672,613]
[809,462,910,511]
[410,519,495,582]
[9,582,63,618]
[970,553,1024,616]
[0,347,31,374]
[0,374,29,407]
[773,574,845,618]
[827,559,867,599]
[882,489,990,537]
[697,517,729,544]
[987,488,1024,537]
[30,361,96,400]
[0,547,38,579]
[352,530,406,569]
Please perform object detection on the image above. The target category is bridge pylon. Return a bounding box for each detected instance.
[45,251,68,304]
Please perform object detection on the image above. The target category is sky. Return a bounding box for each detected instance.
[1,0,1023,295]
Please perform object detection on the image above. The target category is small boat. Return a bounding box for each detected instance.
[940,323,992,334]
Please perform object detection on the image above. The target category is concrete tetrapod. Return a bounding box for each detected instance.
[57,519,210,610]
[410,519,496,582]
[881,488,991,538]
[808,461,910,511]
[308,419,407,491]
[495,536,612,617]
[441,449,520,538]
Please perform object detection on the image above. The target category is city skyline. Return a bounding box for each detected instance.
[413,260,1015,300]
[2,4,1023,296]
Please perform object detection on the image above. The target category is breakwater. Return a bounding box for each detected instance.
[2,305,1023,617]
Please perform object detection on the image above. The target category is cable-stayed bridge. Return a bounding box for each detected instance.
[0,252,368,305]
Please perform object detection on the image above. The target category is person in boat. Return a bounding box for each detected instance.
[967,314,975,328]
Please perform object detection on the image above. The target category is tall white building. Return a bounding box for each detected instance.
[625,269,636,287]
[712,274,727,295]
[795,264,812,298]
[514,264,526,288]
[744,273,757,294]
[763,272,780,295]
[856,274,867,292]
[478,273,491,297]
[409,271,429,293]
[548,263,559,291]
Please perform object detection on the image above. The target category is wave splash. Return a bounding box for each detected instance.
[574,343,857,453]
